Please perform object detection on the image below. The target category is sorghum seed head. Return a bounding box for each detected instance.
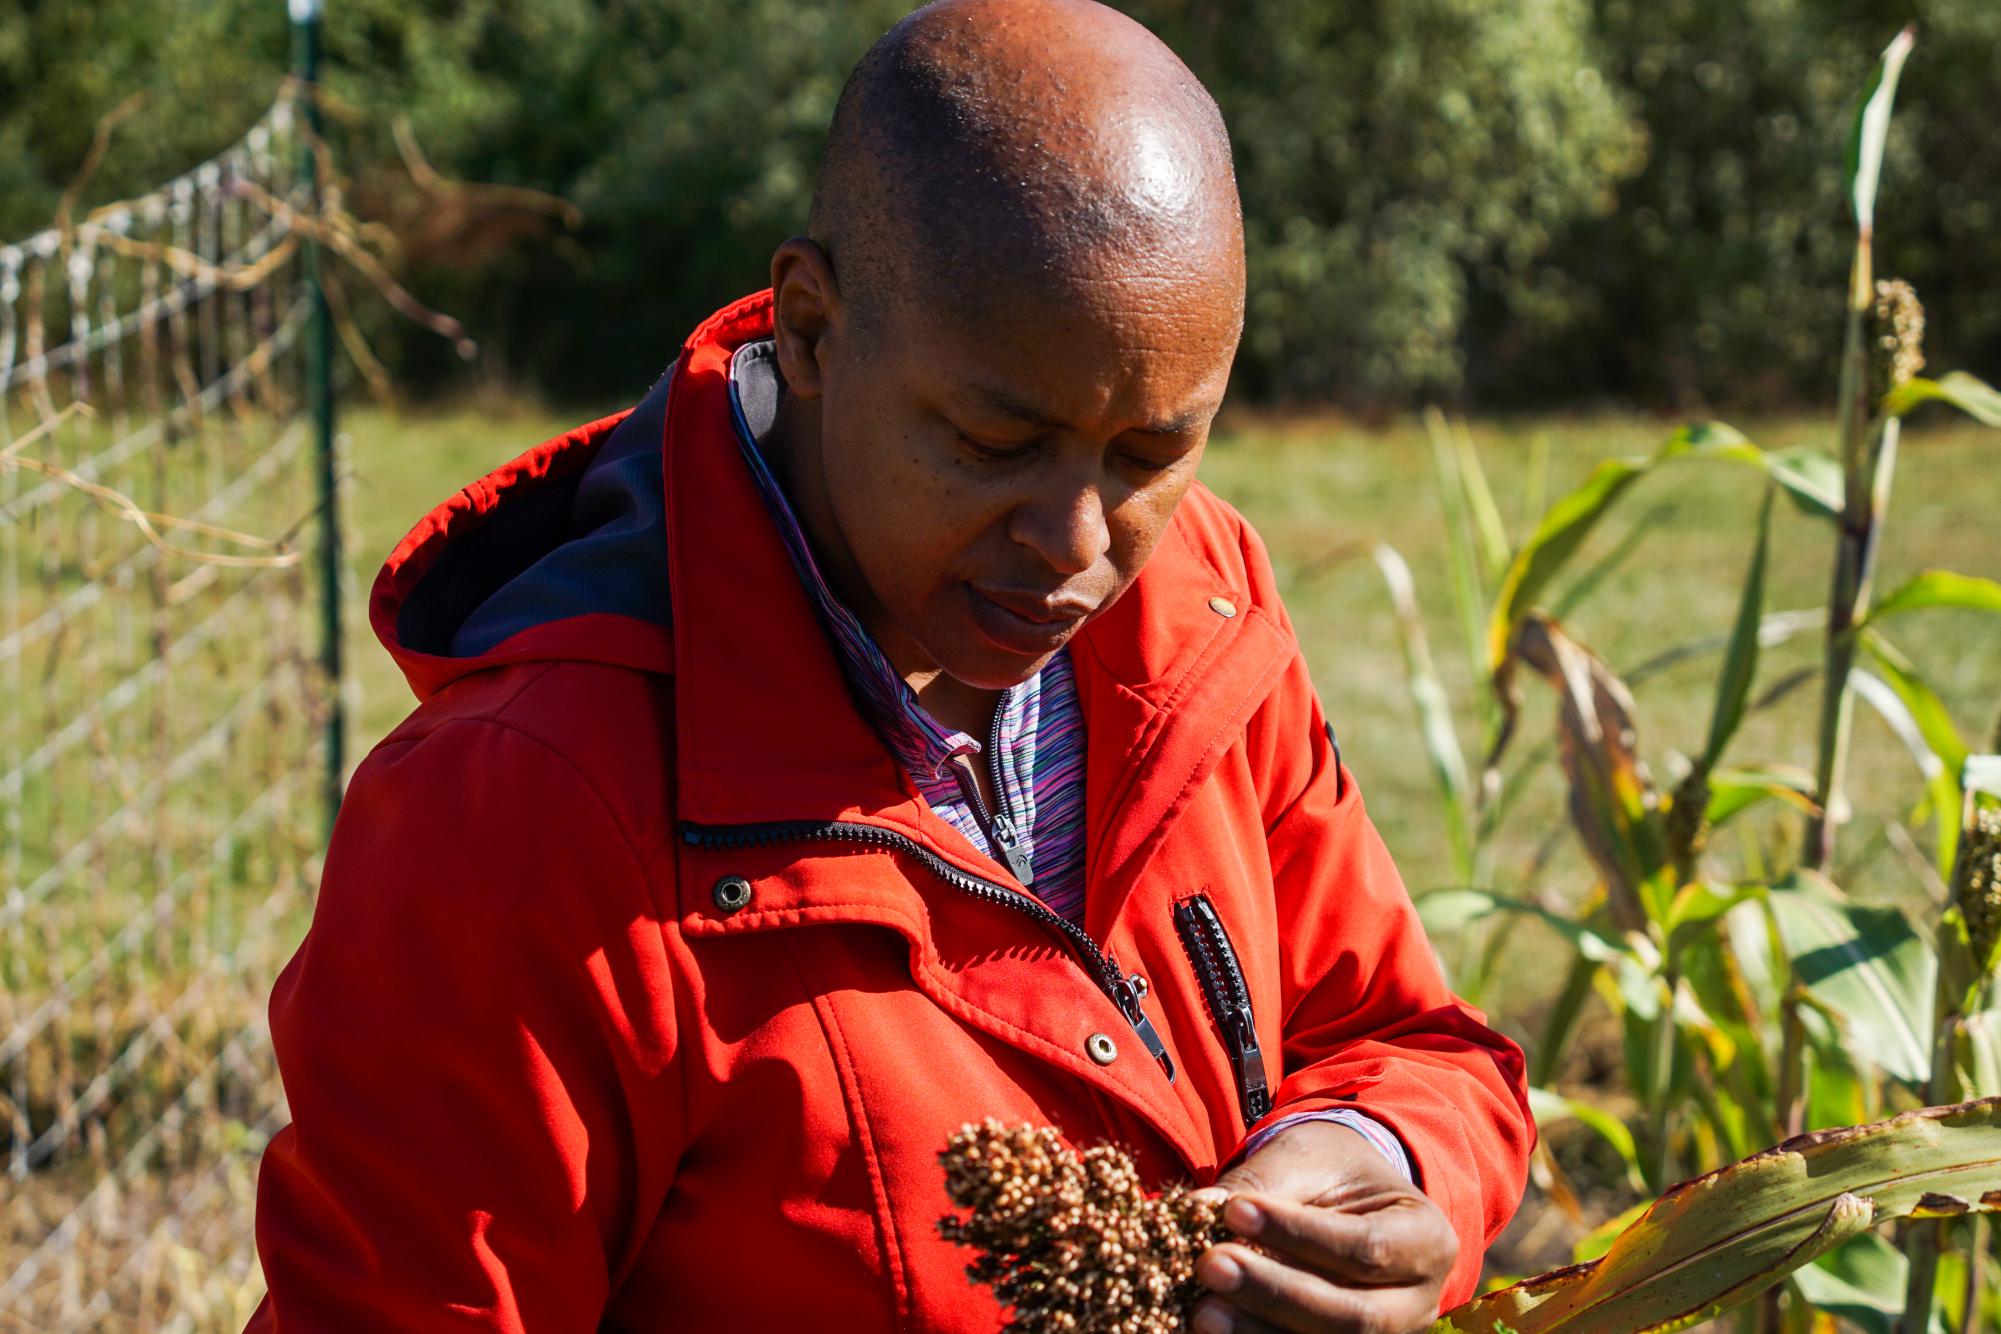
[1666,761,1712,884]
[1870,279,1926,401]
[1955,805,2001,969]
[938,1120,1234,1333]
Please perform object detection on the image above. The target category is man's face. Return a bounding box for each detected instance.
[807,260,1241,691]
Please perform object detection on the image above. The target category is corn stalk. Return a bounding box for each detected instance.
[1908,783,2001,1329]
[1805,25,1914,874]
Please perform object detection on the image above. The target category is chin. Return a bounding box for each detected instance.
[935,644,1058,692]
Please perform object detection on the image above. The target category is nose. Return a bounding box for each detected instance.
[1008,467,1112,577]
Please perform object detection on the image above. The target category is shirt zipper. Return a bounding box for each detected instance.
[942,688,1035,888]
[1172,894,1270,1126]
[683,817,1174,1082]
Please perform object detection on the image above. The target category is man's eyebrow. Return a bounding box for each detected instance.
[963,384,1216,436]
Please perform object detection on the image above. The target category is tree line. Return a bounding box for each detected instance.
[5,0,1995,409]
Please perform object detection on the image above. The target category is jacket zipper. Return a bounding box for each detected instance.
[683,818,1174,1082]
[1172,894,1270,1127]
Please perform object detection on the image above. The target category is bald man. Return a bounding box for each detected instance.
[247,2,1534,1331]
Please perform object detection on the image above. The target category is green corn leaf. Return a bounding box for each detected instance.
[1375,544,1476,884]
[1845,24,1916,234]
[1792,1232,1940,1334]
[1433,1097,2001,1334]
[1953,1009,2001,1101]
[1677,917,1777,1087]
[1528,1087,1644,1189]
[1453,417,1512,579]
[1627,609,1824,687]
[1522,433,1551,536]
[1663,879,1760,954]
[1425,408,1498,683]
[1704,766,1819,827]
[1883,371,2001,427]
[1867,570,2001,624]
[1702,485,1775,769]
[1487,424,1734,668]
[1414,888,1625,964]
[1807,1039,1876,1136]
[1765,870,1935,1085]
[1852,657,1967,779]
[1857,635,1971,875]
[1766,445,1846,519]
[1551,504,1675,623]
[1573,1201,1649,1266]
[1486,424,1835,667]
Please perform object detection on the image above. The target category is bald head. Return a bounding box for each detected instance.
[808,0,1244,332]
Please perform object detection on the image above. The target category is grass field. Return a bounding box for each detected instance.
[343,398,1999,914]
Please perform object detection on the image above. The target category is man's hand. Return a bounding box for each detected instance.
[1186,1118,1457,1334]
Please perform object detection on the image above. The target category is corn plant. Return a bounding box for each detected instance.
[1433,1097,2001,1334]
[1377,26,2001,1331]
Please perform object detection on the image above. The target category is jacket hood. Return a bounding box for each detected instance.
[369,377,679,702]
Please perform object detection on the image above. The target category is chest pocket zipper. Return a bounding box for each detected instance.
[1172,894,1271,1128]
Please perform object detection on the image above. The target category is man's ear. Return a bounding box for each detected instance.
[770,237,840,401]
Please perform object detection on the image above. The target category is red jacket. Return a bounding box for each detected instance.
[248,290,1533,1330]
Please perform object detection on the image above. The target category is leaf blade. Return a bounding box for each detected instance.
[1867,570,2001,624]
[1376,543,1476,884]
[1766,870,1936,1085]
[1883,371,2001,427]
[1438,1097,2001,1334]
[1703,485,1776,769]
[1846,24,1917,233]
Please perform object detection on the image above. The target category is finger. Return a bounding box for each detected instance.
[1197,1240,1438,1334]
[1189,1296,1288,1334]
[1222,1193,1457,1286]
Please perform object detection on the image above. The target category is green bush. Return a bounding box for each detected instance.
[1477,0,2001,408]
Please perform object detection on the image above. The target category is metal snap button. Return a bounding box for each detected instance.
[1085,1032,1119,1065]
[712,875,754,913]
[1208,596,1237,618]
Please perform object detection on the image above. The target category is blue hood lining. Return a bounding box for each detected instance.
[395,366,677,659]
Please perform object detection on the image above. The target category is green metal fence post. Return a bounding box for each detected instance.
[291,0,343,834]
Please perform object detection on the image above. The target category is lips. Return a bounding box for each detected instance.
[964,583,1096,655]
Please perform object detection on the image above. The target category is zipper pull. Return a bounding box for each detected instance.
[1224,1004,1270,1121]
[946,752,1037,888]
[987,809,1037,889]
[1113,971,1176,1083]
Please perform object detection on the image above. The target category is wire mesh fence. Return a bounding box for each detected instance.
[0,97,332,1329]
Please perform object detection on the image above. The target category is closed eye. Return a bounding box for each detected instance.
[957,432,1039,463]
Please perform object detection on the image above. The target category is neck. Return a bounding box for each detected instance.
[908,669,1003,739]
[765,395,999,733]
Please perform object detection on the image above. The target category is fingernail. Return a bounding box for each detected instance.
[1188,1186,1229,1206]
[1199,1253,1243,1293]
[1223,1197,1264,1237]
[1193,1303,1235,1334]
